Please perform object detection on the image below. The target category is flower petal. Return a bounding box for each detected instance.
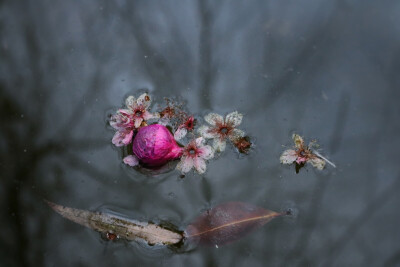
[112,130,133,147]
[134,118,143,128]
[194,157,207,174]
[198,145,214,160]
[213,138,226,152]
[112,132,124,146]
[176,156,194,173]
[142,111,155,120]
[195,137,205,147]
[136,93,151,109]
[125,96,136,110]
[292,134,304,149]
[110,111,132,130]
[204,113,223,126]
[123,155,139,167]
[122,130,134,143]
[225,111,243,127]
[109,115,121,129]
[198,125,218,139]
[174,127,187,141]
[118,109,133,116]
[309,157,326,170]
[280,149,297,164]
[312,150,336,168]
[296,156,308,164]
[228,128,245,142]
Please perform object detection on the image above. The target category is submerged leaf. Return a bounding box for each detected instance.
[46,201,183,245]
[185,202,283,246]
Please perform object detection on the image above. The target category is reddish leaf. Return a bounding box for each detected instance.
[184,202,283,246]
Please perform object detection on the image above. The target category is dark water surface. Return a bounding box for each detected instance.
[1,1,400,266]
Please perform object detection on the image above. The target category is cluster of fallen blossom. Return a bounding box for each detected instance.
[110,92,334,175]
[110,93,251,174]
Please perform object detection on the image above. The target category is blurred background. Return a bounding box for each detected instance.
[1,0,400,266]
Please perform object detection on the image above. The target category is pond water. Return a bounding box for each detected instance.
[1,0,400,266]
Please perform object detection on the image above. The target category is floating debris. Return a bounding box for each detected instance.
[280,133,335,172]
[233,136,252,154]
[46,201,183,246]
[47,200,286,248]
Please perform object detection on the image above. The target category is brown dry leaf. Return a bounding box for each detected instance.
[46,201,182,245]
[185,202,283,246]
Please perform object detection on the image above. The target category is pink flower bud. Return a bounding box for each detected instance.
[132,124,183,167]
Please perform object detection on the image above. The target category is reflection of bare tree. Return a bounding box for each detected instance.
[0,90,108,267]
[257,3,341,111]
[1,1,206,265]
[2,0,399,266]
[197,0,215,109]
[281,174,331,266]
[384,250,400,266]
[119,2,175,90]
[322,175,400,267]
[0,6,109,267]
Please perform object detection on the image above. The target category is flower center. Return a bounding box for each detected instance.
[189,148,196,155]
[135,110,143,116]
[220,127,228,134]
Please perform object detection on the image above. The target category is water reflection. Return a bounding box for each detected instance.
[1,0,400,266]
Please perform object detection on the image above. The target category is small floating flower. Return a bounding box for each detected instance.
[131,124,182,167]
[125,93,158,128]
[110,93,158,147]
[159,105,175,120]
[198,111,245,152]
[280,133,335,171]
[176,137,214,174]
[233,136,252,154]
[174,116,196,141]
[110,110,135,147]
[158,105,175,126]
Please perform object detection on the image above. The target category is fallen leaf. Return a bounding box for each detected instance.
[46,201,183,245]
[184,202,283,246]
